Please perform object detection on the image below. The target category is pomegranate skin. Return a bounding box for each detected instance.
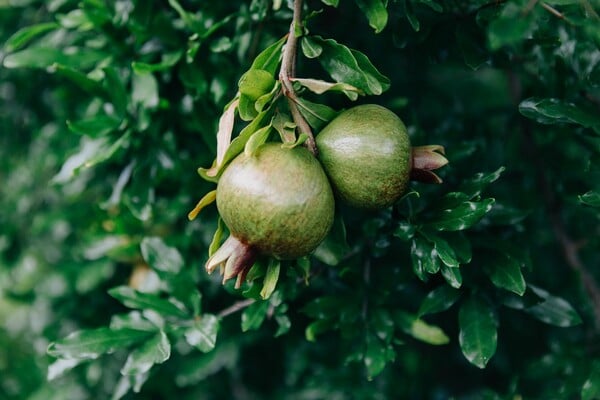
[316,104,411,209]
[216,143,335,259]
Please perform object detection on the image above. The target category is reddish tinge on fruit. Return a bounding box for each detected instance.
[316,104,448,209]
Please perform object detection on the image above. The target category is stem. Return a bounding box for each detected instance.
[217,298,255,318]
[279,0,317,156]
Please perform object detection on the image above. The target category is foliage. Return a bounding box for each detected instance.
[1,0,599,398]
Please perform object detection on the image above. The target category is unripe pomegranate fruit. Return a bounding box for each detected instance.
[207,143,335,287]
[316,104,448,209]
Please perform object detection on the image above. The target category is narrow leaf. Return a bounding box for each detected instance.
[296,97,339,131]
[292,77,363,100]
[395,311,450,345]
[108,286,189,318]
[48,328,153,360]
[579,191,600,207]
[4,22,58,52]
[244,125,272,157]
[188,190,217,220]
[427,198,495,231]
[241,300,270,332]
[418,285,461,317]
[140,237,184,274]
[459,296,497,369]
[525,285,582,327]
[260,259,280,300]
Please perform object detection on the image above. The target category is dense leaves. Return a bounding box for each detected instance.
[1,0,599,399]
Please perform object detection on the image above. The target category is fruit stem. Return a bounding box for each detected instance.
[410,145,449,184]
[279,0,318,156]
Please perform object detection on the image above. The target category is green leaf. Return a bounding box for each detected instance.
[140,237,184,274]
[579,191,600,207]
[420,231,459,268]
[519,98,600,133]
[427,198,495,231]
[411,236,440,278]
[274,314,291,337]
[440,264,462,288]
[582,360,600,400]
[459,296,497,369]
[314,213,350,266]
[456,25,488,70]
[209,217,226,257]
[418,285,461,317]
[525,285,582,327]
[132,51,182,74]
[395,311,450,345]
[67,115,122,137]
[132,72,159,109]
[103,67,128,116]
[364,333,393,378]
[402,0,420,31]
[244,125,272,157]
[302,296,347,319]
[108,286,189,318]
[483,252,526,296]
[321,0,339,6]
[302,36,390,96]
[184,314,219,353]
[249,36,287,75]
[354,0,388,33]
[460,167,505,199]
[241,300,269,332]
[296,97,339,131]
[3,47,106,69]
[3,22,58,52]
[238,69,276,101]
[121,331,171,375]
[260,260,280,300]
[393,221,416,241]
[488,4,533,50]
[47,328,153,360]
[292,78,363,100]
[445,233,472,264]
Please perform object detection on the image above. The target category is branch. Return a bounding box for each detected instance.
[217,298,255,318]
[279,0,317,156]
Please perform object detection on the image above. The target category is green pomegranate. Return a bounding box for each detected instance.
[316,104,448,209]
[206,143,335,287]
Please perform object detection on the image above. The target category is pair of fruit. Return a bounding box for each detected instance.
[205,104,448,287]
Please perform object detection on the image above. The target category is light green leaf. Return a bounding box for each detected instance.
[582,360,600,400]
[67,115,122,137]
[483,252,526,296]
[244,125,272,157]
[395,311,450,345]
[121,331,171,375]
[459,296,497,369]
[140,237,184,274]
[238,69,276,101]
[132,72,159,109]
[209,218,226,257]
[260,260,280,300]
[3,47,106,69]
[303,36,390,95]
[47,328,153,360]
[525,285,582,327]
[249,35,286,74]
[241,300,270,332]
[3,22,58,52]
[184,314,219,353]
[355,0,388,33]
[296,97,339,131]
[132,51,182,74]
[292,77,363,100]
[418,285,461,317]
[108,286,189,318]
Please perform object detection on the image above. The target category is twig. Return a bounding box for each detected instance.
[539,2,575,24]
[217,298,255,318]
[279,0,317,155]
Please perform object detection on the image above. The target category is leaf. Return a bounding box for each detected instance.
[188,190,217,220]
[3,22,58,52]
[418,285,461,317]
[393,221,416,241]
[314,213,350,266]
[292,78,363,100]
[440,264,462,288]
[420,231,459,268]
[132,51,182,74]
[395,311,450,345]
[244,125,272,157]
[321,0,339,6]
[488,4,533,50]
[364,333,393,378]
[121,331,171,375]
[427,198,495,231]
[260,259,280,300]
[354,0,389,33]
[459,296,497,369]
[67,115,122,137]
[274,314,291,337]
[455,25,488,70]
[445,233,472,264]
[108,286,189,318]
[3,47,106,69]
[47,358,83,381]
[238,69,275,101]
[296,97,339,131]
[519,98,600,133]
[47,328,153,360]
[411,236,440,278]
[209,217,226,257]
[579,191,600,207]
[402,0,420,31]
[249,36,286,75]
[131,71,159,109]
[483,252,526,296]
[241,300,270,332]
[302,36,390,96]
[582,360,600,400]
[140,237,184,274]
[184,314,219,353]
[525,285,582,327]
[460,167,506,199]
